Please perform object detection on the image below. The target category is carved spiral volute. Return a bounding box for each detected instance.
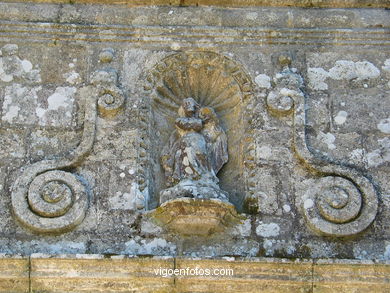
[267,55,378,237]
[97,86,125,118]
[302,176,377,236]
[12,168,89,234]
[10,48,123,234]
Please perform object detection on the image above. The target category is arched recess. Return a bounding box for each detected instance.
[144,51,254,210]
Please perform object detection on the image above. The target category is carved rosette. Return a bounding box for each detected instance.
[266,56,378,237]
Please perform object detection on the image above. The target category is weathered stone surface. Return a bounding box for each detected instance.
[313,259,390,292]
[1,0,389,8]
[0,0,389,270]
[175,257,313,293]
[0,128,25,160]
[2,254,390,292]
[0,255,29,293]
[150,198,242,235]
[30,254,175,292]
[26,129,80,162]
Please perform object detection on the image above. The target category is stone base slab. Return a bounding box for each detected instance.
[0,255,29,293]
[1,255,390,292]
[0,0,389,8]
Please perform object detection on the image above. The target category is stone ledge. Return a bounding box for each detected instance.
[0,4,389,32]
[313,259,390,292]
[0,20,389,49]
[0,255,29,293]
[0,0,389,8]
[31,255,175,292]
[1,255,390,292]
[175,257,313,292]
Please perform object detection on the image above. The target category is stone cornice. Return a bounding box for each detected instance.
[1,3,389,49]
[1,20,389,48]
[1,3,390,28]
[1,255,390,292]
[0,0,390,8]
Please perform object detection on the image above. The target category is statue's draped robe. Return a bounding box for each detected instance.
[161,117,211,187]
[202,122,228,175]
[161,118,228,187]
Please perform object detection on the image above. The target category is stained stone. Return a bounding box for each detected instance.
[0,3,389,289]
[150,198,243,236]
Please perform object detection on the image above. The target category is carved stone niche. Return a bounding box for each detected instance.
[144,51,252,235]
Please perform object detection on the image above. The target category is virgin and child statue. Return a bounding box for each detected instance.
[160,98,229,204]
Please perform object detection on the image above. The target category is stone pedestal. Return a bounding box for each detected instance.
[150,198,242,236]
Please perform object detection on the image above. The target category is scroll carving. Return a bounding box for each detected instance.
[11,48,124,234]
[11,95,95,233]
[93,48,125,118]
[265,55,378,237]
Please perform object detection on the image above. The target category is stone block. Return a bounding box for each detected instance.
[175,257,313,292]
[0,255,29,293]
[313,259,390,292]
[30,254,175,293]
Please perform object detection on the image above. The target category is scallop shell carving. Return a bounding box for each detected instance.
[147,51,254,208]
[149,51,251,149]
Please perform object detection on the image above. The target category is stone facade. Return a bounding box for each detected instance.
[2,254,390,293]
[0,1,389,291]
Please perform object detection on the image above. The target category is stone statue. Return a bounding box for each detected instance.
[160,98,229,204]
[199,106,228,175]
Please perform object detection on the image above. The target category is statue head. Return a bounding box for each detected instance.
[199,106,218,124]
[178,97,199,117]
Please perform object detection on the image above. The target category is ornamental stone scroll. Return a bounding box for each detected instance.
[10,49,126,234]
[264,55,378,237]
